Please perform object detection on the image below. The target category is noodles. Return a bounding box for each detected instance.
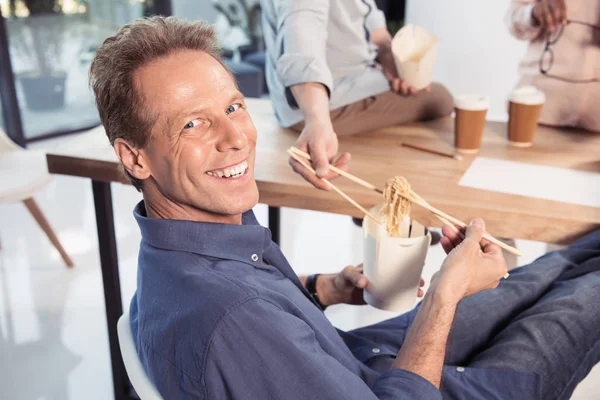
[383,176,412,237]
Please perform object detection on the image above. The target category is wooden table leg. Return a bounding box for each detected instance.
[268,206,281,245]
[23,197,74,267]
[91,181,134,400]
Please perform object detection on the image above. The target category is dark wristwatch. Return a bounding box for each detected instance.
[306,274,328,311]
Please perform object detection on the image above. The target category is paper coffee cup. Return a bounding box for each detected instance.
[362,205,431,312]
[454,95,489,154]
[508,86,545,147]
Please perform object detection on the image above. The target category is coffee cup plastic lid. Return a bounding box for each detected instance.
[509,86,546,105]
[454,95,490,111]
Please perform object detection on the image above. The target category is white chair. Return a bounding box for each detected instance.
[0,129,73,267]
[117,312,164,400]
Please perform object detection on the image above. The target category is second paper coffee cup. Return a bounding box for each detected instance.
[454,95,489,153]
[508,86,545,147]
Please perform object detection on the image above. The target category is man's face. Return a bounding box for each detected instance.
[134,50,259,218]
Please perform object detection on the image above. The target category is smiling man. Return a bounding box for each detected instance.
[90,17,600,400]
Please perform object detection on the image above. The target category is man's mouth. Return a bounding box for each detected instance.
[206,160,249,179]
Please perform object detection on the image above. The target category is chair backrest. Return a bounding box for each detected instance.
[0,128,22,153]
[117,312,164,400]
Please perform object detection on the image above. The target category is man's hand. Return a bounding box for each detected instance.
[291,120,351,191]
[532,0,567,33]
[371,27,431,96]
[317,265,425,307]
[317,265,368,307]
[392,219,502,387]
[432,218,508,304]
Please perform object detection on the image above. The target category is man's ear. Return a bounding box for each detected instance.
[113,138,151,181]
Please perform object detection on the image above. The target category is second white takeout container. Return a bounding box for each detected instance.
[391,24,440,91]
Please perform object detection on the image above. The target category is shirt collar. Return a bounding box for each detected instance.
[134,201,270,266]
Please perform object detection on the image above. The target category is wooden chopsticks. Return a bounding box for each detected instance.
[288,146,522,259]
[286,149,383,225]
[402,143,463,161]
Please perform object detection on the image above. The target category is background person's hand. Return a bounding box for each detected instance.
[318,265,426,307]
[377,45,431,96]
[431,219,508,305]
[291,120,351,190]
[532,0,568,33]
[370,27,431,96]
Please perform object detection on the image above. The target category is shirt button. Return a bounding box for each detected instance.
[456,367,465,372]
[372,348,381,354]
[251,254,259,262]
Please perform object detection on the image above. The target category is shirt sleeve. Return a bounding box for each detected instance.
[272,0,333,108]
[505,1,543,41]
[204,297,441,400]
[363,0,387,32]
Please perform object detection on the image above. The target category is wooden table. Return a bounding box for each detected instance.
[45,98,600,399]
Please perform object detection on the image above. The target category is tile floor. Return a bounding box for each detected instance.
[0,137,599,399]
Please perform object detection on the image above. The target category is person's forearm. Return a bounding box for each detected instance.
[290,82,332,124]
[370,27,392,50]
[392,290,457,388]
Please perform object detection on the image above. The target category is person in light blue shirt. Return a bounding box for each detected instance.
[90,16,600,400]
[261,0,454,190]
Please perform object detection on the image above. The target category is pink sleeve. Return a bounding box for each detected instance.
[505,1,543,41]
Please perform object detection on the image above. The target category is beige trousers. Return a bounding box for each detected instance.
[291,83,454,136]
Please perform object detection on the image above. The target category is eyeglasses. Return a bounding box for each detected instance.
[539,20,600,84]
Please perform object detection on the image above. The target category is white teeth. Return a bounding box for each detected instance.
[208,160,248,178]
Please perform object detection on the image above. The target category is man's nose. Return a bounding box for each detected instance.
[216,117,248,152]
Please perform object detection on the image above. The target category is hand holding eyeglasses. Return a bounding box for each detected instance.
[538,16,600,84]
[532,0,567,33]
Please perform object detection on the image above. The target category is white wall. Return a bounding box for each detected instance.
[406,0,529,121]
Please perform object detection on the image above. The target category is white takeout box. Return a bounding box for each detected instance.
[391,24,440,91]
[363,204,431,312]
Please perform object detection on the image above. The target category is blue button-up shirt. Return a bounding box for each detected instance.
[130,202,539,399]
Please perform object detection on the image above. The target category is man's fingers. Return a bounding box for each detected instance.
[409,86,417,95]
[441,225,459,241]
[343,265,367,288]
[420,278,425,287]
[424,85,431,93]
[289,157,331,190]
[440,237,454,254]
[482,241,504,259]
[465,218,486,244]
[441,225,464,248]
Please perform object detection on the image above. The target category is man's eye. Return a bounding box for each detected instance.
[226,103,241,115]
[184,120,200,129]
